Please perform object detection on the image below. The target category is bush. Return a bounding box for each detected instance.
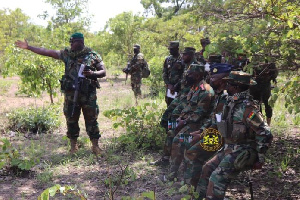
[103,102,165,151]
[7,104,62,134]
[0,138,38,171]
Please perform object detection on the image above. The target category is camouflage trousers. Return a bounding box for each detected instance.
[160,97,188,157]
[184,140,217,188]
[169,124,201,180]
[162,130,175,157]
[131,82,141,97]
[196,147,249,200]
[63,90,100,140]
[131,76,142,98]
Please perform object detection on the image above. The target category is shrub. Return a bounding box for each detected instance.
[103,102,165,151]
[7,104,62,134]
[0,138,38,171]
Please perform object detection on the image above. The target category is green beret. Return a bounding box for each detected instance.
[133,44,141,49]
[169,41,179,48]
[70,32,84,40]
[187,63,205,73]
[182,47,196,54]
[223,71,257,85]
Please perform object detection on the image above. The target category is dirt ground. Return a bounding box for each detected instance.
[0,76,299,200]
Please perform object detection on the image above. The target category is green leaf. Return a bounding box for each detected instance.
[287,21,293,28]
[38,189,50,200]
[142,191,155,199]
[49,185,60,197]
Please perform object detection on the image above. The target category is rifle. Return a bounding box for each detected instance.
[123,62,131,84]
[71,63,86,117]
[123,54,137,84]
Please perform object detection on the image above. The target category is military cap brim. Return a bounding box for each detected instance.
[182,47,196,54]
[223,71,257,85]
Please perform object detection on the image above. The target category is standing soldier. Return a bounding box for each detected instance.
[153,47,199,166]
[250,62,278,125]
[184,63,232,188]
[15,32,106,155]
[123,44,148,102]
[163,41,184,106]
[197,71,273,200]
[166,63,215,181]
[195,37,211,64]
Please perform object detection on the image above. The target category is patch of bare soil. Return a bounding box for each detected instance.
[0,76,299,200]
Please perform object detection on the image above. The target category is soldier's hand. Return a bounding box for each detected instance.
[252,162,263,170]
[167,84,176,94]
[175,119,186,133]
[15,39,29,49]
[83,69,95,77]
[190,130,202,145]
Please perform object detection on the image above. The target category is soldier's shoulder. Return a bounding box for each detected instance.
[243,97,260,110]
[137,53,144,59]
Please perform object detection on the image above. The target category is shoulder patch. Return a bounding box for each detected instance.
[247,111,255,120]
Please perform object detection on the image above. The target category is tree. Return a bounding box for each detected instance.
[0,8,30,54]
[40,0,91,30]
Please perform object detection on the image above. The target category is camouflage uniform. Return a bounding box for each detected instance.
[160,55,200,159]
[163,41,184,106]
[168,63,215,180]
[197,71,273,200]
[59,47,102,140]
[128,45,148,98]
[184,64,232,187]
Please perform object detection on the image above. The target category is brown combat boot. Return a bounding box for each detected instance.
[91,138,102,156]
[267,118,271,126]
[69,138,78,154]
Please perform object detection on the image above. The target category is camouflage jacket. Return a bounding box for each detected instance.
[128,53,148,82]
[201,91,228,130]
[179,80,215,124]
[218,90,273,154]
[163,54,184,87]
[59,46,102,81]
[180,59,201,95]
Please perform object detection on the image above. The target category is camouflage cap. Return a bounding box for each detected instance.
[182,47,196,54]
[210,63,232,75]
[223,71,257,85]
[70,32,84,40]
[168,41,179,48]
[133,44,141,49]
[187,63,205,74]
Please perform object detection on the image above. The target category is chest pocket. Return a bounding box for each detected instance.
[231,123,247,143]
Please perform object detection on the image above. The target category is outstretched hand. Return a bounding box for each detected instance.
[15,39,29,49]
